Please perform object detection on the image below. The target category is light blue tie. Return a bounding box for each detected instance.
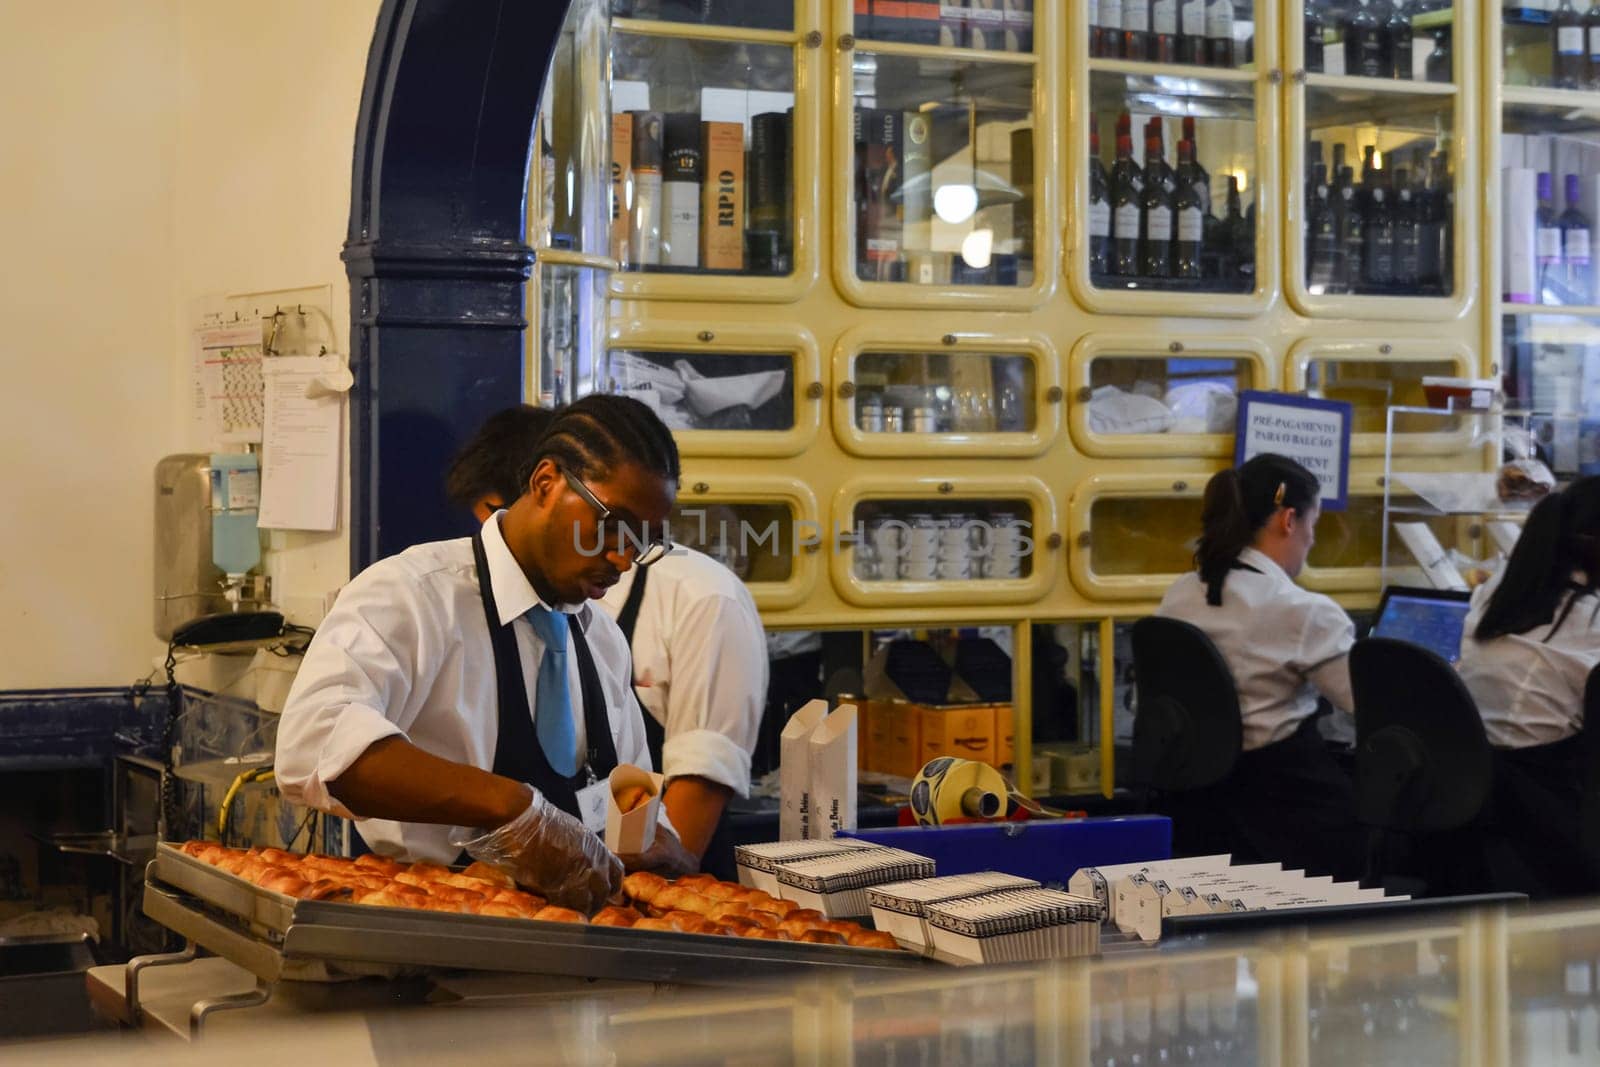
[524,605,577,777]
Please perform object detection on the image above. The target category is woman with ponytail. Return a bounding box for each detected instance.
[1456,477,1600,895]
[1156,453,1363,879]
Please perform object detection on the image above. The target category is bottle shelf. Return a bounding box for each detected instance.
[611,16,798,45]
[1303,72,1458,97]
[1501,302,1600,318]
[854,38,1037,66]
[1085,58,1257,85]
[1088,272,1253,296]
[1501,84,1600,112]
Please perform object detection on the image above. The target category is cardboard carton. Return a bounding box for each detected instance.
[605,763,664,854]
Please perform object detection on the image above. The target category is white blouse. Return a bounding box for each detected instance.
[1457,569,1600,749]
[1156,547,1356,751]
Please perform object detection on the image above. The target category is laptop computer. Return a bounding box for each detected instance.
[1369,586,1475,665]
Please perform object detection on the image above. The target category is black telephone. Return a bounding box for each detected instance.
[171,611,285,649]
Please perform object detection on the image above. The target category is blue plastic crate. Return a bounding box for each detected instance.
[838,815,1172,887]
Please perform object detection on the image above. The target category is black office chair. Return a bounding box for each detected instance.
[1349,638,1493,891]
[1579,665,1600,882]
[1130,617,1243,792]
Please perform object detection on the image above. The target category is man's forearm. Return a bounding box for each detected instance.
[661,775,732,859]
[328,736,531,830]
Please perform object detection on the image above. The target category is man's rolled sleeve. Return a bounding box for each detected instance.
[661,728,754,797]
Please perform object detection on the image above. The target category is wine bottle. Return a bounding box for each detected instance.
[1557,0,1588,89]
[1305,0,1326,73]
[1145,119,1174,198]
[1435,151,1454,295]
[1218,175,1245,282]
[1236,194,1256,283]
[1560,173,1593,303]
[1336,165,1364,293]
[1417,156,1443,290]
[1205,0,1235,67]
[1089,117,1114,275]
[1393,167,1421,290]
[1111,132,1144,276]
[1123,0,1152,60]
[1181,116,1211,216]
[1588,0,1600,90]
[1387,0,1414,79]
[1425,27,1452,83]
[1308,165,1341,293]
[1179,0,1207,64]
[1097,0,1124,58]
[1345,0,1386,78]
[1538,171,1564,299]
[1174,139,1204,279]
[1363,177,1395,288]
[1153,0,1179,62]
[1140,134,1175,278]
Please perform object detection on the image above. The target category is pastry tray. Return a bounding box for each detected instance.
[145,843,925,986]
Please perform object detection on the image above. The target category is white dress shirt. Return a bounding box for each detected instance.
[275,513,658,863]
[1157,547,1356,751]
[1457,569,1600,749]
[598,546,768,796]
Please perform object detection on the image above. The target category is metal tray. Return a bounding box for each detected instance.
[146,844,925,986]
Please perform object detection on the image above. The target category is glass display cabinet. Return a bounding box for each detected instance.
[1286,0,1475,320]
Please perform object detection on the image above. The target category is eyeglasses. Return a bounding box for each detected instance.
[562,468,671,567]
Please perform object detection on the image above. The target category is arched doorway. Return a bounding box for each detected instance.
[343,0,569,569]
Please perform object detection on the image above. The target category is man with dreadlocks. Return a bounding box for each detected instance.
[276,395,693,913]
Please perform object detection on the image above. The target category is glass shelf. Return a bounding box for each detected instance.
[1076,62,1267,312]
[609,31,798,278]
[833,339,1060,458]
[610,0,793,33]
[1068,335,1271,458]
[841,50,1039,300]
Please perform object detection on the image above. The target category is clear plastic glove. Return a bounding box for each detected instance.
[453,790,622,913]
[619,827,699,880]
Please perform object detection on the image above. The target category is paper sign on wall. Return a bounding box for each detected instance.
[1234,391,1353,511]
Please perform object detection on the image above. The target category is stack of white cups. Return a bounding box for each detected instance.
[899,514,940,581]
[981,512,1024,579]
[937,514,977,581]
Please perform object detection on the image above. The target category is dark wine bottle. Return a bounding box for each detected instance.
[1556,0,1588,89]
[1386,0,1414,79]
[1537,171,1563,298]
[1393,167,1421,290]
[1111,132,1144,276]
[1305,0,1326,74]
[1425,27,1452,83]
[1153,0,1179,62]
[1089,117,1114,276]
[1218,175,1245,282]
[1123,0,1152,61]
[1140,134,1175,278]
[1587,0,1600,91]
[1335,165,1364,293]
[1205,0,1235,67]
[1098,0,1124,58]
[1363,177,1396,288]
[1308,164,1341,293]
[1417,156,1444,290]
[1179,0,1207,64]
[1560,172,1593,303]
[1181,115,1211,216]
[1174,139,1204,279]
[1345,0,1386,78]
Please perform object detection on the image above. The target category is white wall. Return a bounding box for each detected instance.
[0,0,380,689]
[0,2,182,689]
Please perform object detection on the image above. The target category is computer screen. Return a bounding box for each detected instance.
[1371,591,1473,664]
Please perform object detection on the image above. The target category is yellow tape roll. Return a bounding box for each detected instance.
[909,757,1009,826]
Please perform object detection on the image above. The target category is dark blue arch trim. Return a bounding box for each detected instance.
[343,0,567,571]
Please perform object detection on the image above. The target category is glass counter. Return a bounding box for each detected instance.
[842,51,1040,301]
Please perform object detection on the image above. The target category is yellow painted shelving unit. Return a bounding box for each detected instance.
[532,1,1494,796]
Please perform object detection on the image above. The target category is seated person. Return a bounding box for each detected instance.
[1156,453,1363,880]
[1458,476,1600,896]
